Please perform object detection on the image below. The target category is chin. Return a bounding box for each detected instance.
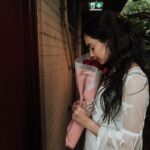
[99,61,105,65]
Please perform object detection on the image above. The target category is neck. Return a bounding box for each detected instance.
[130,62,139,68]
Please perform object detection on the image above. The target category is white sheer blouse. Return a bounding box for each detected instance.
[84,67,149,150]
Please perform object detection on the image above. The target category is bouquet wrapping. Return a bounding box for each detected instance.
[65,53,103,149]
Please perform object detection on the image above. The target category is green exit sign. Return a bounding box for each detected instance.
[89,1,104,11]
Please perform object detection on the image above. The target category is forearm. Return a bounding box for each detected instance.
[72,105,100,136]
[85,117,100,136]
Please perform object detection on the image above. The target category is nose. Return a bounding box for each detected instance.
[89,50,95,58]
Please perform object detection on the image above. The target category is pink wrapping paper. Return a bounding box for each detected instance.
[65,53,102,149]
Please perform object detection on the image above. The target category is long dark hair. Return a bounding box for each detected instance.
[84,11,148,123]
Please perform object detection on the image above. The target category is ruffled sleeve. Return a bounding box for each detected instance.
[96,73,149,150]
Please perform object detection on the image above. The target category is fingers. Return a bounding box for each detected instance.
[72,103,81,111]
[72,100,87,111]
[72,105,82,119]
[72,101,80,111]
[72,112,79,121]
[81,100,87,108]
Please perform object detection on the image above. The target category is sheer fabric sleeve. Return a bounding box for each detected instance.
[96,74,149,150]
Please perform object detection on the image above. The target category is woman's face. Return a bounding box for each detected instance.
[84,35,110,65]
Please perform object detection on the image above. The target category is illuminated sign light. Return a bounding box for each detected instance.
[89,1,104,11]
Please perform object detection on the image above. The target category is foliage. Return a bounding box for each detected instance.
[121,0,150,68]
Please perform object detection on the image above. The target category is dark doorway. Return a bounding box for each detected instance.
[0,1,42,150]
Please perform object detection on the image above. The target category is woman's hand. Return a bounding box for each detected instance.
[72,100,87,111]
[72,100,100,136]
[72,104,91,128]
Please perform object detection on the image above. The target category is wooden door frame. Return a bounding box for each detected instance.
[22,0,42,150]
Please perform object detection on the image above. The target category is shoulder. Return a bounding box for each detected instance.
[123,67,148,95]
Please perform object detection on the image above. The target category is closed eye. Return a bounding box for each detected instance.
[89,46,94,51]
[87,45,94,51]
[91,48,94,51]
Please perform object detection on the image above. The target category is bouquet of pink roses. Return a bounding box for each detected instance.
[65,53,109,149]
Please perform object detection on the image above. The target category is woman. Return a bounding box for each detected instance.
[72,11,149,150]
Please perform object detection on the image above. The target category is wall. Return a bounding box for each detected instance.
[37,0,75,149]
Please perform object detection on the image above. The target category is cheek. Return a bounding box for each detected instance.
[97,49,109,63]
[97,49,106,59]
[94,45,109,60]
